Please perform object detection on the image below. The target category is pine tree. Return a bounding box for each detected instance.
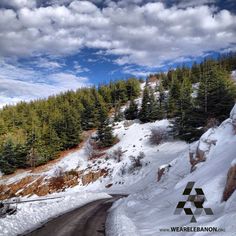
[139,86,150,122]
[114,102,124,122]
[197,64,236,122]
[0,140,16,174]
[14,143,28,168]
[158,80,165,119]
[172,77,196,141]
[81,96,97,130]
[149,89,160,121]
[124,99,138,120]
[126,78,141,100]
[168,76,181,118]
[97,101,115,148]
[191,62,201,83]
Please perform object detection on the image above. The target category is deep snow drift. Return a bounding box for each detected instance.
[107,105,236,236]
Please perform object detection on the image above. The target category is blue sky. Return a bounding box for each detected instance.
[0,0,235,107]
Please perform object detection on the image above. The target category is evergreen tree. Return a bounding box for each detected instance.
[126,78,141,100]
[158,80,165,119]
[114,102,124,122]
[168,76,181,118]
[197,64,236,122]
[191,62,201,83]
[172,77,196,141]
[97,103,115,148]
[149,89,160,121]
[0,140,16,174]
[139,86,150,122]
[124,99,138,120]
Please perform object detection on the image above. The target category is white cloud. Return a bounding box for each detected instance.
[73,61,90,73]
[0,60,89,107]
[35,57,64,69]
[0,0,236,107]
[122,65,157,77]
[0,1,235,67]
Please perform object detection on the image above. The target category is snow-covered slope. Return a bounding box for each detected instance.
[107,105,236,236]
[83,119,187,194]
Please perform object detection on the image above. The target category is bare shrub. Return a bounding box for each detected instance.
[149,127,168,145]
[128,152,145,173]
[111,147,123,162]
[86,139,97,159]
[137,151,145,160]
[85,138,105,160]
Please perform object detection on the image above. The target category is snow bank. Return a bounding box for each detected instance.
[0,192,111,236]
[230,103,236,122]
[108,104,236,235]
[106,198,140,236]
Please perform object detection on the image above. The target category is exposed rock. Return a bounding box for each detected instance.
[36,185,51,196]
[0,176,37,200]
[82,169,107,185]
[189,135,217,172]
[223,161,236,201]
[0,169,84,200]
[189,145,206,172]
[157,164,171,182]
[18,177,44,197]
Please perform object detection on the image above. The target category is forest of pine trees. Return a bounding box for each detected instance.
[138,53,236,142]
[0,78,140,174]
[0,52,236,175]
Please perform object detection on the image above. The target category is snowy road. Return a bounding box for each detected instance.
[23,196,124,236]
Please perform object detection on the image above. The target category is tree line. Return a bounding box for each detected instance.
[124,52,236,141]
[0,78,140,174]
[1,52,236,175]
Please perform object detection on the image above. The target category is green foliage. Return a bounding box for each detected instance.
[139,86,164,123]
[97,102,115,148]
[124,99,138,120]
[171,57,236,142]
[0,78,141,175]
[139,86,151,122]
[196,63,236,122]
[114,102,124,122]
[167,76,181,118]
[138,53,236,142]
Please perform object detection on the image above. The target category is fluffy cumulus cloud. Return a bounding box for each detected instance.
[0,0,235,105]
[0,1,235,65]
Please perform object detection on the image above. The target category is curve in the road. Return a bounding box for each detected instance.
[23,196,123,236]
